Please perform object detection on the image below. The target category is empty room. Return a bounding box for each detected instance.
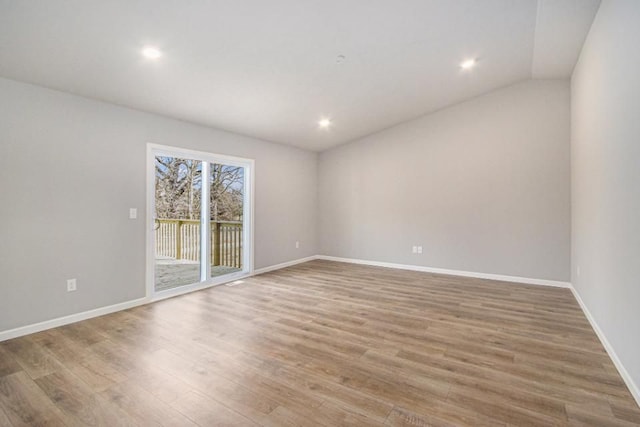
[1,0,639,425]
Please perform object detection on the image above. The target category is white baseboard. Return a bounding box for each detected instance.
[253,255,318,275]
[317,255,638,405]
[0,256,316,343]
[570,285,640,407]
[0,297,148,343]
[0,254,573,340]
[4,254,635,409]
[316,255,571,288]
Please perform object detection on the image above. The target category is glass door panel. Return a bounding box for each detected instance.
[210,163,244,278]
[154,156,203,291]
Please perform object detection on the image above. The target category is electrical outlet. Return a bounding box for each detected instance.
[417,246,423,254]
[67,279,77,292]
[129,208,137,219]
[412,246,417,254]
[295,241,300,249]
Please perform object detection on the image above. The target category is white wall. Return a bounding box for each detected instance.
[0,77,317,332]
[319,80,571,282]
[571,0,640,398]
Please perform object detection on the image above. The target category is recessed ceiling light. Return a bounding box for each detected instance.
[318,118,332,129]
[460,58,476,70]
[142,46,162,59]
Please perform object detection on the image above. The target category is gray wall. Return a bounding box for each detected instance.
[318,80,571,281]
[0,77,317,332]
[571,0,640,392]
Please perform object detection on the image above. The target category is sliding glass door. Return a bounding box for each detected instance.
[148,145,252,296]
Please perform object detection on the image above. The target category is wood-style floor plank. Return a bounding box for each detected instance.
[0,371,67,426]
[0,346,22,379]
[34,369,135,427]
[1,336,64,380]
[0,405,14,427]
[98,380,199,426]
[0,259,638,426]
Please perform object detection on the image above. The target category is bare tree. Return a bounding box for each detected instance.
[155,157,243,222]
[210,164,243,221]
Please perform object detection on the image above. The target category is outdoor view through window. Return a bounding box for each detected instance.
[154,155,244,291]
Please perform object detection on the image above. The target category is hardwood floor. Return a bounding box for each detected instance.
[1,259,639,426]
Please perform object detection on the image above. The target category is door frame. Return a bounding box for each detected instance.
[145,143,255,302]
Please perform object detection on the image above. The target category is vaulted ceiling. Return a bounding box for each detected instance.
[0,0,600,151]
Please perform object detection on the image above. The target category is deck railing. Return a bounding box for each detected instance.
[155,219,243,268]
